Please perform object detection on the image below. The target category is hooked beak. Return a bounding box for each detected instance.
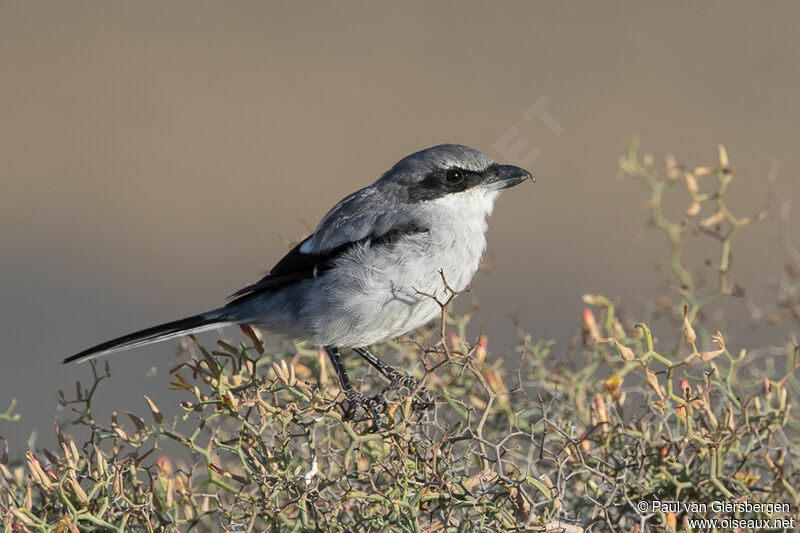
[482,164,535,191]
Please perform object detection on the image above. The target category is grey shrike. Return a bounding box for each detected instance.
[64,144,533,417]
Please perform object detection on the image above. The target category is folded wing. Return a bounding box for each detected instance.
[228,185,426,304]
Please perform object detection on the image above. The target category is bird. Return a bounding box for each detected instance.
[64,144,534,417]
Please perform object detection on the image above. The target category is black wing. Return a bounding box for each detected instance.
[227,225,428,305]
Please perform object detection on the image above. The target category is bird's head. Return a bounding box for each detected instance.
[379,144,534,203]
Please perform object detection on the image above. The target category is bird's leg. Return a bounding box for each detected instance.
[324,346,386,422]
[352,347,433,410]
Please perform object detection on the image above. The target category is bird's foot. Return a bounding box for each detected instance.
[343,387,387,425]
[386,370,434,411]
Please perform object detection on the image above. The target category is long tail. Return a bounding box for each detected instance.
[62,310,236,364]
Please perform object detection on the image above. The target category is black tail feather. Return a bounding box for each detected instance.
[63,312,231,364]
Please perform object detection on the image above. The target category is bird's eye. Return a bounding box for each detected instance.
[445,169,464,183]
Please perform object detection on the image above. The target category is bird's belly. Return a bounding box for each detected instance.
[300,237,483,347]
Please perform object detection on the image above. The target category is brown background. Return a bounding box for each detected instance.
[2,2,799,452]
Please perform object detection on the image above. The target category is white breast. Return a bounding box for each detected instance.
[299,188,500,347]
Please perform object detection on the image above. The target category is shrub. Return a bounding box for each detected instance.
[1,142,798,531]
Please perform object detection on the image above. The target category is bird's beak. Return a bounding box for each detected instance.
[482,164,535,191]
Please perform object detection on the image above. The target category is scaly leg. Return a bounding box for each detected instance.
[324,346,386,422]
[352,347,433,410]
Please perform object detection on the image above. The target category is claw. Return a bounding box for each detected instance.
[411,386,434,411]
[385,371,433,411]
[342,387,388,423]
[342,388,364,420]
[351,347,433,413]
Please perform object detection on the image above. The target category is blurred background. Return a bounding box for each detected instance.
[2,1,799,453]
